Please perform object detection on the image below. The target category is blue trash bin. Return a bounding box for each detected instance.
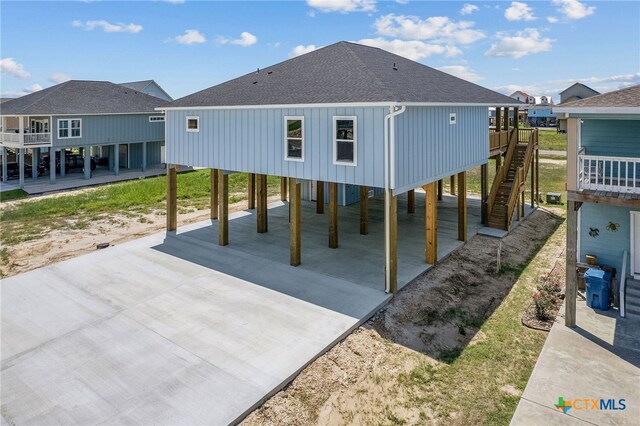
[584,268,611,311]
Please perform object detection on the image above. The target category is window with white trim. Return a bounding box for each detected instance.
[149,116,165,122]
[186,116,199,132]
[333,116,356,165]
[58,119,81,139]
[284,116,304,161]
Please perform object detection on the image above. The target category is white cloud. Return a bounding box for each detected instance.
[374,14,485,45]
[552,0,595,20]
[217,32,258,47]
[290,44,321,58]
[485,29,552,59]
[49,73,71,84]
[547,16,559,23]
[306,0,376,13]
[175,29,206,45]
[395,0,409,4]
[504,2,536,21]
[357,38,462,61]
[165,0,185,4]
[25,83,43,93]
[460,4,479,15]
[437,65,483,82]
[0,58,30,79]
[71,20,143,33]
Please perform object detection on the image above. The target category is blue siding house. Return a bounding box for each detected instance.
[558,85,640,325]
[161,41,522,292]
[0,80,169,188]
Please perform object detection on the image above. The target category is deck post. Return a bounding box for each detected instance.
[495,106,501,131]
[480,163,488,225]
[514,107,519,129]
[257,174,268,233]
[114,144,120,176]
[424,182,437,265]
[32,148,39,180]
[2,147,8,183]
[290,178,301,266]
[566,200,578,327]
[210,169,218,220]
[218,169,228,246]
[84,146,91,180]
[142,142,147,172]
[247,173,255,209]
[48,148,55,184]
[360,186,369,235]
[521,190,525,218]
[535,148,540,206]
[385,191,398,293]
[437,179,443,201]
[503,107,509,131]
[458,171,467,242]
[329,182,338,248]
[450,175,456,195]
[530,154,535,207]
[60,149,66,177]
[496,154,502,171]
[407,189,415,214]
[281,177,287,201]
[166,164,177,231]
[18,148,25,188]
[316,181,325,214]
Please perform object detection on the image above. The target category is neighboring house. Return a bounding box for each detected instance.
[508,91,534,125]
[160,41,527,292]
[0,80,169,187]
[120,80,174,102]
[527,95,557,127]
[558,83,600,132]
[557,85,640,326]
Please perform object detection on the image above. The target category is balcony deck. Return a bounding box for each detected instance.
[0,132,52,148]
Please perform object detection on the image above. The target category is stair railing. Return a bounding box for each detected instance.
[506,166,522,229]
[487,127,519,221]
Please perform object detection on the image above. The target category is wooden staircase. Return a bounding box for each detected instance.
[486,128,538,231]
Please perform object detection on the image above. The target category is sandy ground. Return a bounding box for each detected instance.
[242,208,565,426]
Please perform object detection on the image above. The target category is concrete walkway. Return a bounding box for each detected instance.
[540,150,566,157]
[1,194,480,425]
[511,302,640,425]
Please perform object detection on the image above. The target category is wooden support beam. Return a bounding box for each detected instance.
[530,154,535,207]
[450,175,456,195]
[495,154,502,171]
[407,189,415,214]
[495,106,501,130]
[166,164,177,231]
[316,181,324,214]
[218,170,228,246]
[535,148,540,206]
[247,173,255,210]
[289,178,301,266]
[480,163,488,225]
[521,190,525,218]
[329,182,338,248]
[437,179,443,201]
[360,186,369,235]
[257,174,268,233]
[424,182,438,265]
[457,171,467,242]
[386,192,398,294]
[281,177,287,201]
[210,169,218,220]
[503,107,509,131]
[566,200,578,327]
[514,107,520,129]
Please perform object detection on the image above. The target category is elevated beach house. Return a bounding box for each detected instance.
[160,41,526,292]
[0,80,169,188]
[557,85,640,325]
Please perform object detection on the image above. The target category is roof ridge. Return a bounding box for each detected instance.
[8,80,72,115]
[341,43,396,102]
[562,84,639,107]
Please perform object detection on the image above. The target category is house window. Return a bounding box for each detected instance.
[186,116,199,132]
[58,119,81,139]
[284,116,304,161]
[333,116,357,166]
[149,116,165,122]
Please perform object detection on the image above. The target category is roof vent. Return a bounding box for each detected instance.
[256,68,260,73]
[253,81,258,84]
[267,71,273,75]
[393,63,398,71]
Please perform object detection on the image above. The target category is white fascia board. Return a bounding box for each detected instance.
[157,101,523,111]
[555,107,640,115]
[1,112,159,117]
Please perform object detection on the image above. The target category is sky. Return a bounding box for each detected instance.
[1,0,639,102]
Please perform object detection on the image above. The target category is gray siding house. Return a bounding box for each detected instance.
[160,41,521,291]
[120,80,174,102]
[0,80,169,187]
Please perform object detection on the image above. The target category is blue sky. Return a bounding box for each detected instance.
[1,0,638,101]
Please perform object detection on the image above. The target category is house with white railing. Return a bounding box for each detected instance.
[557,84,640,326]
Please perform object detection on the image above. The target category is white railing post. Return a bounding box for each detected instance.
[578,154,640,194]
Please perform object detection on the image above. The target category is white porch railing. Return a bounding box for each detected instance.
[0,132,52,148]
[578,154,640,193]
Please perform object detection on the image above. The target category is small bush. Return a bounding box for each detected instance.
[532,291,556,321]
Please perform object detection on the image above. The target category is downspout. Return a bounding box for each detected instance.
[384,104,406,293]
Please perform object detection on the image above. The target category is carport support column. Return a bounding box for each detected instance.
[289,178,301,266]
[142,142,147,172]
[360,186,369,235]
[247,173,255,209]
[114,144,120,176]
[424,182,437,265]
[566,200,579,327]
[329,182,338,248]
[457,171,467,242]
[316,181,324,214]
[407,189,415,214]
[480,163,488,225]
[49,149,56,184]
[218,169,229,246]
[385,191,398,294]
[60,149,66,176]
[210,169,218,220]
[18,148,25,188]
[84,146,91,179]
[257,174,268,233]
[437,179,443,201]
[280,177,287,201]
[166,164,177,231]
[3,148,9,183]
[32,148,39,180]
[450,175,456,195]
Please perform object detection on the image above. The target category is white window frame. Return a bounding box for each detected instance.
[149,115,165,122]
[57,118,82,139]
[449,112,457,125]
[284,115,304,162]
[186,116,199,133]
[333,116,357,166]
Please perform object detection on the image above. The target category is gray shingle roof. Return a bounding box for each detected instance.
[167,41,521,108]
[0,80,168,115]
[559,85,640,108]
[119,80,154,92]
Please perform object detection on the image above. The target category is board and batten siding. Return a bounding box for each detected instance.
[394,106,488,193]
[129,141,165,169]
[581,119,640,158]
[166,107,387,188]
[52,114,165,148]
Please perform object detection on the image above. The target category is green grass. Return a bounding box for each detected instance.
[0,189,28,202]
[0,170,281,246]
[537,131,567,152]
